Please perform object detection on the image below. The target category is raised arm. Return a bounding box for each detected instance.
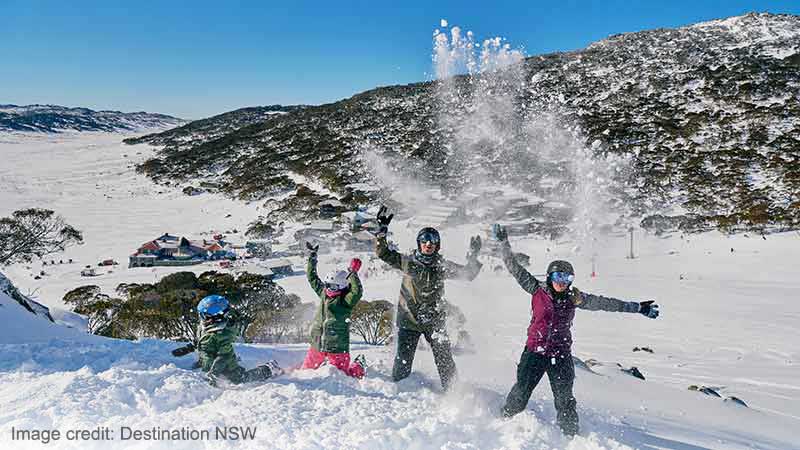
[342,270,363,307]
[495,225,540,294]
[373,205,404,270]
[442,234,484,280]
[305,249,325,297]
[442,257,483,281]
[375,234,403,270]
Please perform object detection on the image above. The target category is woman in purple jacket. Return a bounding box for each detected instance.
[493,225,659,436]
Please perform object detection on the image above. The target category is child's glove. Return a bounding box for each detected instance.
[349,258,362,273]
[306,241,319,257]
[638,300,660,319]
[467,235,482,259]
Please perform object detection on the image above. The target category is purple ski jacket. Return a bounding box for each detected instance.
[500,242,641,356]
[527,287,576,357]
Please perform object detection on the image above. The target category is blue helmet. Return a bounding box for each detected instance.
[197,295,230,323]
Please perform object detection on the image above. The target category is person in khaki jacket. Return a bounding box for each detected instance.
[374,206,482,391]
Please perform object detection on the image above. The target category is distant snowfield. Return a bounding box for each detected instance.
[0,131,265,310]
[1,132,799,449]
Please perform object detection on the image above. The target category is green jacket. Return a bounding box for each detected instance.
[307,255,363,353]
[376,235,482,332]
[197,322,245,383]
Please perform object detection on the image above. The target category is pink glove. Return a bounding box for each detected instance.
[349,258,362,273]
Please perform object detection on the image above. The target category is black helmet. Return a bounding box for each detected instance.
[546,260,575,286]
[546,260,574,276]
[416,227,441,253]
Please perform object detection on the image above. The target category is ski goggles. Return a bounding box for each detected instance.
[200,312,227,323]
[550,271,575,285]
[417,232,440,244]
[324,287,344,297]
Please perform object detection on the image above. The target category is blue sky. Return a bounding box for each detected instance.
[1,0,798,119]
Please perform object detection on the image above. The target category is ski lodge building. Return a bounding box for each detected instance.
[129,233,234,268]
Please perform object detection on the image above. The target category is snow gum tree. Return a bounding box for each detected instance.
[0,208,83,265]
[64,271,296,344]
[62,285,125,336]
[350,299,394,345]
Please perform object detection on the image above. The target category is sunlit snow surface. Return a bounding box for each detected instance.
[1,132,799,449]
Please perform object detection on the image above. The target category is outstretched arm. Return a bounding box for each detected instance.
[571,287,641,313]
[499,238,540,294]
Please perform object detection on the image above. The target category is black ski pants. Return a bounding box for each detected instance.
[392,327,456,390]
[502,347,579,436]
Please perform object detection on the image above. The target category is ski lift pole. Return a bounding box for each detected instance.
[628,227,635,259]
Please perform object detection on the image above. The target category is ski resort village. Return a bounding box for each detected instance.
[2,6,800,450]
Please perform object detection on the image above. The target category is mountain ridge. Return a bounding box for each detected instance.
[129,12,800,234]
[0,104,184,133]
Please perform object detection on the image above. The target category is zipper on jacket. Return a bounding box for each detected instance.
[321,295,328,350]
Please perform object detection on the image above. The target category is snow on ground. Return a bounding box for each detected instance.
[1,133,799,449]
[0,131,265,307]
[0,289,86,345]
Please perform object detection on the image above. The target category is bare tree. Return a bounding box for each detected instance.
[351,299,394,345]
[0,208,83,265]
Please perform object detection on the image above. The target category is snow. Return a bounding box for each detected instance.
[765,47,798,59]
[0,131,264,305]
[2,134,800,449]
[0,290,84,344]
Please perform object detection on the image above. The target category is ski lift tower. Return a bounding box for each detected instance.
[627,226,635,259]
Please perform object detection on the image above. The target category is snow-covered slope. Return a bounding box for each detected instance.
[0,288,83,344]
[1,132,799,449]
[0,104,183,133]
[1,227,799,449]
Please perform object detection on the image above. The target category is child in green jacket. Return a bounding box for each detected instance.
[300,242,365,378]
[173,295,281,386]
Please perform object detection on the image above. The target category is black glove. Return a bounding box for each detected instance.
[376,205,394,234]
[468,235,482,259]
[171,343,195,357]
[306,241,319,256]
[639,301,659,319]
[492,224,508,242]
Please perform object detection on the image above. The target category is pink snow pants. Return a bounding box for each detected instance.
[301,347,365,379]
